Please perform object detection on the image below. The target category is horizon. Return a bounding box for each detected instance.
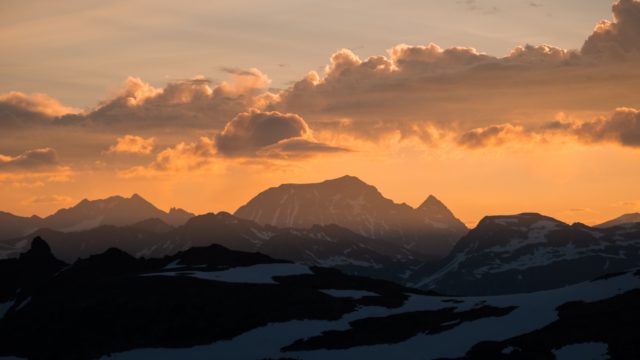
[2,0,640,227]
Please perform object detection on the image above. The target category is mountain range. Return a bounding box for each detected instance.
[1,176,639,290]
[0,212,422,283]
[0,194,194,240]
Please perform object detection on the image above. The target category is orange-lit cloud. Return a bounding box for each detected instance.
[106,135,155,155]
[120,137,217,177]
[456,108,640,149]
[571,107,640,148]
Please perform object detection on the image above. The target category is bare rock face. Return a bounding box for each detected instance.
[235,175,468,257]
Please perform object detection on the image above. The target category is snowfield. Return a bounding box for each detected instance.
[108,271,640,360]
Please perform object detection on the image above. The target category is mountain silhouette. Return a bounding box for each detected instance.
[0,194,194,241]
[234,175,467,256]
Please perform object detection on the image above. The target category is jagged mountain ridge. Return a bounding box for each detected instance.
[409,212,640,295]
[0,194,194,240]
[234,175,468,257]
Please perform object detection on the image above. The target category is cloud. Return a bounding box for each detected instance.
[1,0,640,162]
[457,108,640,149]
[457,124,530,148]
[120,110,348,176]
[0,148,60,171]
[257,138,350,159]
[0,91,79,127]
[267,0,639,141]
[80,73,269,130]
[24,194,73,205]
[2,69,272,130]
[565,107,640,148]
[106,135,155,155]
[582,0,640,59]
[215,109,346,157]
[120,137,217,177]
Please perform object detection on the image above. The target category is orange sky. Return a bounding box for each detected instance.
[1,0,640,227]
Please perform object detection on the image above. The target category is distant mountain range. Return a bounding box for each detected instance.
[0,194,194,240]
[0,176,639,291]
[0,212,423,283]
[410,213,640,295]
[235,175,468,257]
[2,237,640,359]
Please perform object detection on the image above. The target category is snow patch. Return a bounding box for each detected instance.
[553,342,609,360]
[145,263,312,284]
[320,289,379,298]
[0,300,15,320]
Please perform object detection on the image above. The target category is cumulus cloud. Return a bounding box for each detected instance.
[0,148,60,171]
[215,109,346,157]
[268,0,640,141]
[582,0,640,59]
[82,71,270,130]
[1,69,272,130]
[106,135,155,155]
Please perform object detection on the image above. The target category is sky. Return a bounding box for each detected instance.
[1,0,639,226]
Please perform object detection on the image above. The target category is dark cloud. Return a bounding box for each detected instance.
[572,107,640,147]
[215,109,345,157]
[0,148,60,171]
[0,92,78,128]
[457,124,528,148]
[582,0,640,58]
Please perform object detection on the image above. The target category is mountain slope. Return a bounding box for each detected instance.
[234,175,467,257]
[0,194,194,240]
[2,239,640,359]
[0,211,42,240]
[409,213,640,295]
[596,212,640,228]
